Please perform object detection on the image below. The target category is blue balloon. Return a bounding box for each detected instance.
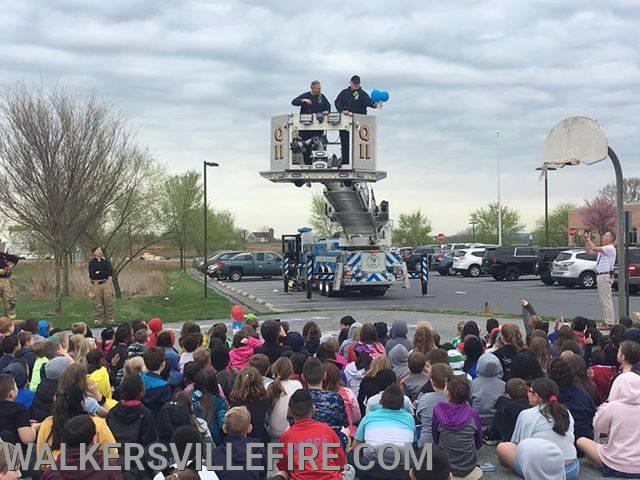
[370,89,389,103]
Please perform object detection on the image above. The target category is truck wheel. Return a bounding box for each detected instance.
[448,267,456,276]
[469,265,481,278]
[326,283,335,297]
[541,275,555,285]
[319,281,327,296]
[229,269,243,282]
[504,266,520,281]
[579,271,597,289]
[438,269,449,276]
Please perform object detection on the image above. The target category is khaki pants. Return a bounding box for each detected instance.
[0,278,16,318]
[89,280,115,323]
[597,273,615,325]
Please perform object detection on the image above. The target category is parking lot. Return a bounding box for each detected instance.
[214,273,640,320]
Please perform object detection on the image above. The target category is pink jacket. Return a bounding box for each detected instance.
[595,372,640,474]
[229,337,263,370]
[338,386,361,437]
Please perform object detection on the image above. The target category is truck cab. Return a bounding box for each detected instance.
[218,251,282,282]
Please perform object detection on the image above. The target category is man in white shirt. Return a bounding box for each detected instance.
[584,231,617,327]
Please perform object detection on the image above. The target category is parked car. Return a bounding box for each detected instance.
[441,243,470,253]
[405,246,439,271]
[431,250,458,276]
[217,251,282,282]
[452,247,487,277]
[200,250,243,276]
[551,249,597,288]
[623,247,640,294]
[536,247,572,285]
[481,246,539,281]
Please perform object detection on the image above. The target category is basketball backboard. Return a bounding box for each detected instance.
[542,116,608,168]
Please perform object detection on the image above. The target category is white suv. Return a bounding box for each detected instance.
[453,247,487,277]
[551,250,598,289]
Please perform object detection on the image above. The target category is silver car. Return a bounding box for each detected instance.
[551,250,598,288]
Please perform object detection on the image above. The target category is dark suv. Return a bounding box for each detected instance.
[482,246,539,281]
[405,246,439,272]
[536,247,572,285]
[626,247,640,294]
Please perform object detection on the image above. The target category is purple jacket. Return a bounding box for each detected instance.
[432,402,483,450]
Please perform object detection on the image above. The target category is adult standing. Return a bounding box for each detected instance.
[291,80,331,165]
[0,245,19,318]
[88,246,115,325]
[583,231,617,327]
[334,75,378,164]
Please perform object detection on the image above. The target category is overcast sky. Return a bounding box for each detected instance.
[1,0,639,237]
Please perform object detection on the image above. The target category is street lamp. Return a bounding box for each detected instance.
[469,220,478,243]
[542,116,628,316]
[535,166,557,247]
[203,161,220,299]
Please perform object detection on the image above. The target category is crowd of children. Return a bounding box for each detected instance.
[1,302,640,480]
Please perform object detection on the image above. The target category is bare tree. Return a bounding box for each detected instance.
[581,196,616,243]
[0,85,134,314]
[600,177,640,204]
[84,150,168,297]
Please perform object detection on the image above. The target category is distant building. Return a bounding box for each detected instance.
[247,228,275,244]
[567,204,640,246]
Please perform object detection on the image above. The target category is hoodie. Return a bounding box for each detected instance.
[211,435,267,480]
[516,438,567,480]
[41,449,121,480]
[431,402,483,478]
[141,372,172,415]
[489,396,531,442]
[344,362,365,397]
[106,400,155,446]
[229,337,263,370]
[558,384,596,442]
[385,320,411,353]
[339,322,362,357]
[594,372,640,474]
[471,353,506,426]
[147,317,162,347]
[388,344,410,381]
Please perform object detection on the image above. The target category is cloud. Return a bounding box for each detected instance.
[0,0,638,237]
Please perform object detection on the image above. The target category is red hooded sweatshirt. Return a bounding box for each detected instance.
[147,317,163,347]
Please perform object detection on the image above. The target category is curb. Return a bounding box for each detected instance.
[216,277,280,312]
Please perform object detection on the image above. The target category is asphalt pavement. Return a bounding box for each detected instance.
[206,273,640,321]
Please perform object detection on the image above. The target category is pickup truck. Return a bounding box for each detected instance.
[217,251,282,282]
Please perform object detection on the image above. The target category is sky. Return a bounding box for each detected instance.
[1,0,639,237]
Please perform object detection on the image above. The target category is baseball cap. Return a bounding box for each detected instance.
[350,75,361,83]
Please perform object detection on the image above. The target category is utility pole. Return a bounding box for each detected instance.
[496,131,502,246]
[203,161,219,298]
[469,220,478,243]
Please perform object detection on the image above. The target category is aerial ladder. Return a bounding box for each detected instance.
[260,111,411,297]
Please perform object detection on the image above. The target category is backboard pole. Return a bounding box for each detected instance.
[609,147,628,317]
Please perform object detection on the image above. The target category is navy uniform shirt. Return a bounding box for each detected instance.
[0,252,19,279]
[291,91,331,114]
[88,257,113,281]
[334,87,376,115]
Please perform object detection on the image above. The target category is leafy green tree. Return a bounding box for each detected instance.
[469,203,525,245]
[392,210,433,246]
[309,194,338,238]
[532,202,576,247]
[160,171,203,270]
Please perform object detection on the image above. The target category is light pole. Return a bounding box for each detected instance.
[203,161,219,299]
[469,220,478,243]
[496,131,502,245]
[535,166,557,247]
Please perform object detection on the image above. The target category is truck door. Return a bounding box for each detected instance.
[264,252,282,276]
[255,252,266,275]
